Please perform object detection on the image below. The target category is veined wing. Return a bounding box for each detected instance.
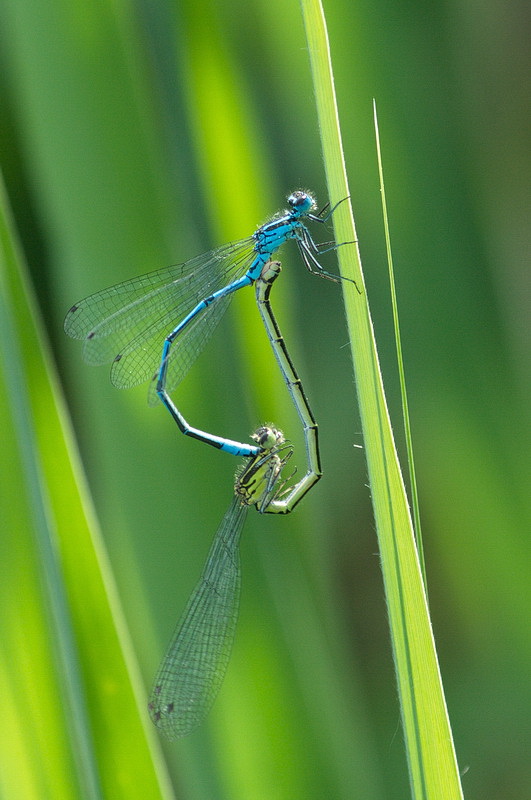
[64,237,256,377]
[148,496,247,739]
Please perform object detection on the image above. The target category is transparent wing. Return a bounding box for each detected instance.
[64,237,256,388]
[148,497,247,739]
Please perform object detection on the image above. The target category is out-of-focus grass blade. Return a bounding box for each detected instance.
[299,1,464,797]
[0,176,174,798]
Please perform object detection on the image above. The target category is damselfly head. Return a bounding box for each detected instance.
[287,190,315,215]
[251,425,285,451]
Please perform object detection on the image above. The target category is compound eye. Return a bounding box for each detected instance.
[288,191,315,214]
[288,191,306,208]
[252,425,285,449]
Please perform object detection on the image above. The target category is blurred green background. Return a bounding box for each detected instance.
[1,0,529,797]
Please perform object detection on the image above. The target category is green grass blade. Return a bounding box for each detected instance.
[373,100,427,592]
[0,174,174,799]
[298,1,464,796]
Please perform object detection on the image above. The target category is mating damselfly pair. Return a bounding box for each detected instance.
[65,191,350,738]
